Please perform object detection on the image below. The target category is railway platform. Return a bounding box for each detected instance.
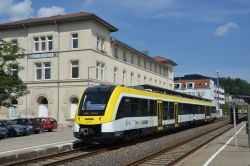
[0,127,81,165]
[177,121,250,166]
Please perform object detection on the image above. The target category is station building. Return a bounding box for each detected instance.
[0,12,177,125]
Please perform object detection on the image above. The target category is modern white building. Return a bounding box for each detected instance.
[174,74,225,108]
[0,12,177,125]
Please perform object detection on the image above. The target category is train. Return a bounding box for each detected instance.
[73,84,218,143]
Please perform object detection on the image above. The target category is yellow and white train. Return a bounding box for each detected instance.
[73,85,217,143]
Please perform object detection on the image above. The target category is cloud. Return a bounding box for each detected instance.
[0,0,13,14]
[37,6,65,17]
[215,22,238,36]
[9,0,33,21]
[0,0,33,21]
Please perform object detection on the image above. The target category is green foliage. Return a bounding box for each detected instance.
[219,77,250,96]
[0,39,29,106]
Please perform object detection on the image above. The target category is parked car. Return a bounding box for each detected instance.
[0,126,8,139]
[35,118,58,132]
[13,118,41,134]
[0,120,29,137]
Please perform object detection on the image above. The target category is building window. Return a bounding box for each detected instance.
[114,67,117,83]
[122,70,126,85]
[149,63,152,71]
[138,57,141,67]
[44,62,51,80]
[97,36,105,51]
[159,67,162,75]
[71,60,79,78]
[40,37,46,51]
[186,82,194,89]
[34,37,39,52]
[144,76,147,84]
[131,54,134,64]
[11,39,18,49]
[47,36,53,51]
[174,83,181,89]
[96,62,105,80]
[72,33,78,49]
[10,67,18,77]
[144,60,147,69]
[114,47,118,58]
[35,63,42,80]
[155,64,157,73]
[130,72,134,85]
[123,51,126,62]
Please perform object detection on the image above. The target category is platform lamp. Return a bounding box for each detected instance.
[230,101,238,147]
[248,104,250,148]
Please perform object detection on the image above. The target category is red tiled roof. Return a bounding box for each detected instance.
[0,12,118,32]
[153,56,177,66]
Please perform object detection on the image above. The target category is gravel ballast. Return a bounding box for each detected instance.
[67,121,229,166]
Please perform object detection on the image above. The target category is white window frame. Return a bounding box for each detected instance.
[40,36,46,52]
[114,47,118,58]
[35,63,42,80]
[122,70,126,85]
[44,62,51,80]
[96,61,105,81]
[34,37,39,52]
[72,33,78,49]
[130,72,134,85]
[123,50,126,62]
[71,60,79,79]
[97,36,105,51]
[174,83,182,89]
[186,82,194,89]
[47,36,53,51]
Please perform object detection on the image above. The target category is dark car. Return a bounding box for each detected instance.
[13,118,41,134]
[35,117,58,132]
[0,120,29,137]
[0,126,8,139]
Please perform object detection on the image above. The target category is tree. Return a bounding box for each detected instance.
[0,39,29,106]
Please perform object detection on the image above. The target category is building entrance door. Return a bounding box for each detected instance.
[38,97,48,117]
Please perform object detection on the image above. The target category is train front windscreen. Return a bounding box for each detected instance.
[78,86,115,116]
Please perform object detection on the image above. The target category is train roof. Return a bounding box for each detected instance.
[128,84,212,102]
[88,84,211,103]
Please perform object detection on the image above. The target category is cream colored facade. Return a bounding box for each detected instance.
[0,13,175,125]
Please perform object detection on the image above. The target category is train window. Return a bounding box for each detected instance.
[163,101,169,120]
[150,100,157,116]
[183,103,188,115]
[131,98,141,116]
[169,102,174,119]
[116,97,131,119]
[179,103,184,115]
[141,99,150,116]
[197,105,201,114]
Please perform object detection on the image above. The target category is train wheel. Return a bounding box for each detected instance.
[123,131,132,142]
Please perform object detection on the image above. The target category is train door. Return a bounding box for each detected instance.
[174,102,179,127]
[157,100,163,130]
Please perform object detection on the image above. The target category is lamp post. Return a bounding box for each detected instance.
[230,101,238,147]
[88,66,96,87]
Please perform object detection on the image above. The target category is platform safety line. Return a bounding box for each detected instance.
[0,139,77,155]
[203,123,246,166]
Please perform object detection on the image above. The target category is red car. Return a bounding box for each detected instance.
[35,118,58,132]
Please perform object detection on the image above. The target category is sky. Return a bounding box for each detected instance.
[0,0,249,82]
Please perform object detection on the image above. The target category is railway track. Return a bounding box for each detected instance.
[127,123,233,166]
[5,145,108,166]
[4,120,234,166]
